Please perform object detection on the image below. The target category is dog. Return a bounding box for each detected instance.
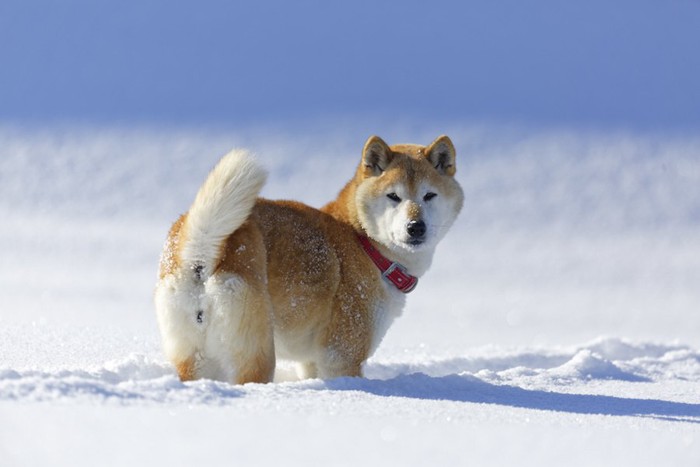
[155,135,464,384]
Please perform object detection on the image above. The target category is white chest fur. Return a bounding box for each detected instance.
[369,284,407,356]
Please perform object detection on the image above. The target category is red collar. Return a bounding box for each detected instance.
[357,234,418,293]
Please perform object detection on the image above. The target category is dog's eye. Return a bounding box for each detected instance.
[386,193,401,202]
[423,192,438,201]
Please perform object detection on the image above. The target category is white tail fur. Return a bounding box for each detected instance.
[180,149,267,276]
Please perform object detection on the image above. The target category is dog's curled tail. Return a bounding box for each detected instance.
[180,149,267,278]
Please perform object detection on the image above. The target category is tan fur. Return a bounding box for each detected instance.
[216,220,276,384]
[251,200,384,377]
[176,356,196,381]
[156,135,462,383]
[158,214,186,279]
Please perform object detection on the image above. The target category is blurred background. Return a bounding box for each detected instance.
[2,0,699,130]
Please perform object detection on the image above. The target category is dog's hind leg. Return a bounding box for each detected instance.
[154,272,209,381]
[236,345,276,384]
[202,273,275,384]
[233,287,276,385]
[175,356,197,381]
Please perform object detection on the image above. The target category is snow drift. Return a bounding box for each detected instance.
[0,124,698,466]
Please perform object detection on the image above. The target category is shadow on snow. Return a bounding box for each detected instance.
[318,372,700,424]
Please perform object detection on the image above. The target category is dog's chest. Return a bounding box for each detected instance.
[369,286,406,355]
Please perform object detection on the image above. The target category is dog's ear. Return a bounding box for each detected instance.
[425,135,456,176]
[362,136,393,176]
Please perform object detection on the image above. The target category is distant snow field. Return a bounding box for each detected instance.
[1,124,698,466]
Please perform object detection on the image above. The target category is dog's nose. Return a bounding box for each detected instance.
[407,220,426,239]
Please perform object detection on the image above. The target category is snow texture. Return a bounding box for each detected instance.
[1,124,699,466]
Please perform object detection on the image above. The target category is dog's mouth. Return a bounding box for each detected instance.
[399,237,428,250]
[390,232,429,250]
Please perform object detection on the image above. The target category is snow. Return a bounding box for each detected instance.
[1,124,699,466]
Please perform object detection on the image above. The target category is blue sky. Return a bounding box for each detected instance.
[2,0,699,129]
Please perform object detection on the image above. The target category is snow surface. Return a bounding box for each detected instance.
[1,124,699,466]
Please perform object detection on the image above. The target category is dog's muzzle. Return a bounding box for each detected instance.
[406,220,426,244]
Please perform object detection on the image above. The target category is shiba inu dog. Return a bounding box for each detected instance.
[155,135,464,384]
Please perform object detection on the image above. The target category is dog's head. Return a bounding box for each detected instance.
[355,135,464,253]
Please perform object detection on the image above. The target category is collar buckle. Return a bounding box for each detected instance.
[357,234,419,294]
